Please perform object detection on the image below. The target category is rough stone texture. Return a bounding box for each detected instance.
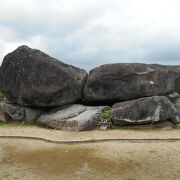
[118,121,174,130]
[0,109,7,122]
[0,100,42,123]
[0,45,88,107]
[112,96,179,125]
[37,104,107,131]
[174,98,180,118]
[167,92,180,102]
[167,92,180,118]
[84,63,180,103]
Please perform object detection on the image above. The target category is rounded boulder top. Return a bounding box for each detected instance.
[84,63,180,103]
[0,45,88,107]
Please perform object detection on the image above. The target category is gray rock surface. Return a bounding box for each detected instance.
[37,104,107,131]
[0,45,87,107]
[112,96,179,125]
[167,92,180,118]
[167,92,179,99]
[84,63,180,103]
[0,100,42,123]
[174,98,180,118]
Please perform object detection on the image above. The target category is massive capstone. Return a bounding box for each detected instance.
[84,63,180,103]
[0,45,88,107]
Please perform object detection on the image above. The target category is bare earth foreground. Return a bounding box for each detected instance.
[0,127,180,179]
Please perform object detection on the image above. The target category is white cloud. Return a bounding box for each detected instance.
[0,25,48,62]
[0,0,180,70]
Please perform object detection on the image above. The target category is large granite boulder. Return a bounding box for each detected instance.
[84,63,180,103]
[37,104,107,131]
[0,100,42,123]
[112,96,179,125]
[0,45,87,107]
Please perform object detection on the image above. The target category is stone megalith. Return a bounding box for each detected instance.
[84,63,180,103]
[0,45,88,107]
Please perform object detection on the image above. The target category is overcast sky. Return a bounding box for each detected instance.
[0,0,180,70]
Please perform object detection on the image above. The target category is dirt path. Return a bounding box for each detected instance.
[0,126,180,143]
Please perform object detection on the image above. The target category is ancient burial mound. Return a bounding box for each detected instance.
[0,45,179,131]
[0,45,87,107]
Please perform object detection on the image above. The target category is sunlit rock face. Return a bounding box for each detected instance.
[112,96,179,125]
[0,45,88,107]
[37,104,107,131]
[84,63,180,103]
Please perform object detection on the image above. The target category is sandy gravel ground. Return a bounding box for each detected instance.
[0,126,180,179]
[0,139,180,180]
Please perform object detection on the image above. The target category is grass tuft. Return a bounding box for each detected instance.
[0,120,35,127]
[174,123,180,129]
[97,107,112,122]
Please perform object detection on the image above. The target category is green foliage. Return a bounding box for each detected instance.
[0,91,6,101]
[174,123,180,129]
[0,120,35,127]
[97,107,112,122]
